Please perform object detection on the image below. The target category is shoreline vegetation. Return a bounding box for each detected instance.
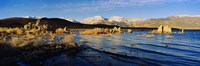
[0,18,134,65]
[0,18,82,65]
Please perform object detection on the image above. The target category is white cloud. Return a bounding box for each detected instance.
[78,0,165,11]
[55,0,196,12]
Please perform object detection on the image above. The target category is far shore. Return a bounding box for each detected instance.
[1,26,200,30]
[68,27,200,30]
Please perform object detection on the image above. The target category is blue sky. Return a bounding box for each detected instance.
[0,0,200,20]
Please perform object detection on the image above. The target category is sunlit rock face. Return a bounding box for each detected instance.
[163,25,172,33]
[81,16,106,24]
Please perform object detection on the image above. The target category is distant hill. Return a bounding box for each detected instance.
[135,15,200,29]
[0,17,118,30]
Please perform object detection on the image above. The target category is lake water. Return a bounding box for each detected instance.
[45,30,200,66]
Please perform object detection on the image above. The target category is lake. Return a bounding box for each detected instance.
[44,30,200,66]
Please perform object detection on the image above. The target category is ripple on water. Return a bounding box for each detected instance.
[76,30,200,65]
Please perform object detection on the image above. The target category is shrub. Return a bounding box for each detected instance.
[10,37,19,47]
[49,31,55,42]
[14,28,24,35]
[80,29,95,35]
[10,37,26,47]
[61,35,76,43]
[26,34,35,40]
[55,28,65,34]
[80,27,122,35]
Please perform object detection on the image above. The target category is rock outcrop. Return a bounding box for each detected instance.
[163,25,172,33]
[151,25,172,34]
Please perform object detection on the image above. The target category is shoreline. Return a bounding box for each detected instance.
[68,27,200,30]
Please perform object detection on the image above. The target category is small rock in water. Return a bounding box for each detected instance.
[128,29,132,33]
[144,34,154,38]
[166,35,173,39]
[131,44,136,47]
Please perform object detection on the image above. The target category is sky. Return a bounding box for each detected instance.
[0,0,200,21]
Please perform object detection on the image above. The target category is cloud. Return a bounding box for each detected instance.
[79,0,165,11]
[55,0,198,12]
[98,0,163,6]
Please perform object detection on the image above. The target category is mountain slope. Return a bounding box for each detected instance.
[135,16,200,29]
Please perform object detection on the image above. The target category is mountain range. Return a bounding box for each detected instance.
[135,15,200,29]
[1,14,200,30]
[81,16,144,27]
[80,15,200,29]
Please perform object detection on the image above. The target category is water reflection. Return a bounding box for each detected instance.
[44,30,200,66]
[77,30,200,65]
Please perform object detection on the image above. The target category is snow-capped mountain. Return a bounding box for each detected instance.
[59,17,80,23]
[23,16,46,19]
[108,16,144,27]
[81,16,144,27]
[81,16,106,24]
[23,16,37,19]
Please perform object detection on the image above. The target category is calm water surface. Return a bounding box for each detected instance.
[45,30,200,66]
